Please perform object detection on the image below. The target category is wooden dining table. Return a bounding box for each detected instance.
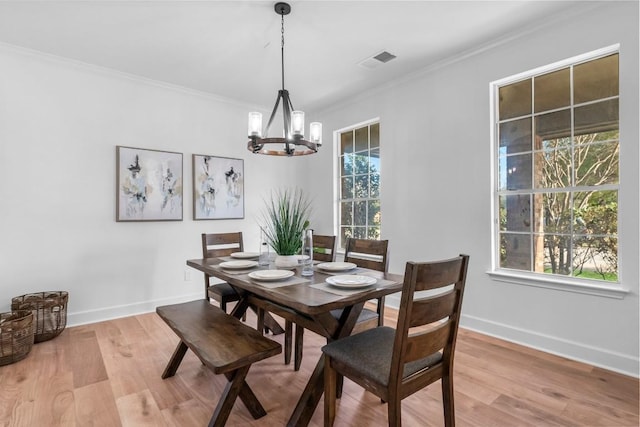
[186,256,403,427]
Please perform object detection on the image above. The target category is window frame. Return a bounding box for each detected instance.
[488,44,628,299]
[333,118,381,252]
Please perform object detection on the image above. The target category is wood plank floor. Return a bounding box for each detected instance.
[0,305,637,427]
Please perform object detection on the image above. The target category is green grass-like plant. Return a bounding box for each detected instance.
[262,188,311,256]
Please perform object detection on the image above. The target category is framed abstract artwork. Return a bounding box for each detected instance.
[116,146,183,222]
[192,154,244,220]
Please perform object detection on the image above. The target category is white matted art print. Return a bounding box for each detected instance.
[116,146,183,221]
[193,154,244,220]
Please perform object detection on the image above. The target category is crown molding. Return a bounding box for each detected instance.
[0,41,266,112]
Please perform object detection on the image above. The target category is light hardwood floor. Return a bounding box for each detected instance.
[0,305,637,426]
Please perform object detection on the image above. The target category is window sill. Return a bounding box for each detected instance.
[486,270,629,299]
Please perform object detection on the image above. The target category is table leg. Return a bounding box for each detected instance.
[256,308,285,335]
[286,353,326,427]
[230,295,285,335]
[286,303,364,427]
[229,296,250,319]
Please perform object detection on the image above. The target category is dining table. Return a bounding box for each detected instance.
[186,255,403,427]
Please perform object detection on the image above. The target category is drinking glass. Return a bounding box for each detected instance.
[301,229,314,276]
[259,228,270,266]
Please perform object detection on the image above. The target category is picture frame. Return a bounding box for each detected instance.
[192,154,244,220]
[116,146,183,222]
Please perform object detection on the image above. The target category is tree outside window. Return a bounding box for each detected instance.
[338,122,381,249]
[495,53,619,282]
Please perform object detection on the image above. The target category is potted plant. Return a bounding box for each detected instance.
[261,188,311,267]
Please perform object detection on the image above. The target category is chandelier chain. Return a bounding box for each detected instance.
[281,13,285,91]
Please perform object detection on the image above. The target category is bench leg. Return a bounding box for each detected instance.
[224,370,268,420]
[209,366,249,427]
[162,341,188,379]
[209,365,267,426]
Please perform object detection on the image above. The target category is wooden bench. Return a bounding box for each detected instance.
[156,299,281,427]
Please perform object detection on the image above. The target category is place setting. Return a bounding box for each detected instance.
[213,259,260,275]
[314,261,363,275]
[310,273,378,296]
[325,275,377,289]
[248,269,310,288]
[229,252,260,259]
[217,252,261,262]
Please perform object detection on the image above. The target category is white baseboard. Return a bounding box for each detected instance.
[461,314,639,378]
[385,295,638,377]
[67,292,202,327]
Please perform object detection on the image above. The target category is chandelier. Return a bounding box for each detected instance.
[247,2,322,156]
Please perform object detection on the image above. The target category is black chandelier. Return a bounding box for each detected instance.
[247,2,322,156]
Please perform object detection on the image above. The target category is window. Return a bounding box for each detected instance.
[337,121,381,249]
[492,49,619,284]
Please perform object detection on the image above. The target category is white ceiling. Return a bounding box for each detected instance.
[0,1,581,112]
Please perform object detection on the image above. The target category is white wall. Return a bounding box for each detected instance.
[0,44,300,324]
[305,2,639,376]
[0,2,636,377]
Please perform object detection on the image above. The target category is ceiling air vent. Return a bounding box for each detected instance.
[358,50,397,69]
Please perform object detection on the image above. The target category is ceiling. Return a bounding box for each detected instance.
[0,1,583,112]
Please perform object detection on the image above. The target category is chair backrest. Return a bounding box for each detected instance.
[344,238,389,272]
[201,232,244,259]
[389,254,469,390]
[313,234,336,263]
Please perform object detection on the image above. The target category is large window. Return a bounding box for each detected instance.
[338,121,381,249]
[492,49,619,284]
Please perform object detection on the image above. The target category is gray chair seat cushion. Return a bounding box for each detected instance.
[207,282,238,298]
[322,326,442,387]
[330,307,378,323]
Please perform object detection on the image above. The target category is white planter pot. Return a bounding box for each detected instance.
[275,255,299,268]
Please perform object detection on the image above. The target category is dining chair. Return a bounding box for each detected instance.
[290,237,387,372]
[322,254,470,427]
[313,234,338,263]
[284,234,337,371]
[342,238,389,331]
[201,232,244,315]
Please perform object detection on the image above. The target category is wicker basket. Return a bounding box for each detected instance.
[0,310,34,366]
[11,291,68,343]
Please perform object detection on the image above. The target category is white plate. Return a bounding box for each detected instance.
[219,260,258,270]
[230,252,260,259]
[248,270,295,281]
[316,262,358,272]
[326,275,377,289]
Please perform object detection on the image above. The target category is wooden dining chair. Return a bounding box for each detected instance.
[290,237,386,372]
[201,232,244,314]
[313,235,338,263]
[343,238,389,331]
[322,254,470,427]
[284,234,337,371]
